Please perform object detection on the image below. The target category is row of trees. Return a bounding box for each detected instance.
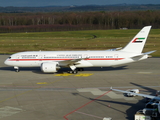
[0,11,160,32]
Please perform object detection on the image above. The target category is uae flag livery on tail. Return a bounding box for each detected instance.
[132,38,145,43]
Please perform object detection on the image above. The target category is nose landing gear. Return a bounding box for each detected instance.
[14,66,20,72]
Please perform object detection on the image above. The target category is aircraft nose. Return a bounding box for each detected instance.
[4,59,9,65]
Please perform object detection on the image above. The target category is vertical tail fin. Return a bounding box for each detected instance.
[121,26,152,53]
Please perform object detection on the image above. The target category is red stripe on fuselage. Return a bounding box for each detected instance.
[9,58,124,61]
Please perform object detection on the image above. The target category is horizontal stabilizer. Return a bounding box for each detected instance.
[143,50,156,55]
[131,50,156,59]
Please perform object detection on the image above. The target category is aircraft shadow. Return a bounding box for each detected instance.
[72,82,159,120]
[0,66,128,74]
[72,92,145,120]
[130,82,157,96]
[0,67,44,73]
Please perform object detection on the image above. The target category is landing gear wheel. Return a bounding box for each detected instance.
[68,71,73,74]
[68,70,78,74]
[77,68,84,71]
[79,68,84,71]
[15,69,20,72]
[72,70,78,74]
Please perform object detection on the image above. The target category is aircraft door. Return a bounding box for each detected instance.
[39,55,43,61]
[114,54,119,60]
[78,55,82,58]
[83,54,88,58]
[16,55,20,61]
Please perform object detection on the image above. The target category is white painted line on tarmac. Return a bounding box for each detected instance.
[138,72,152,74]
[77,88,137,101]
[0,106,23,119]
[75,111,103,119]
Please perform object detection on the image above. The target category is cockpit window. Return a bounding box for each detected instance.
[8,57,11,59]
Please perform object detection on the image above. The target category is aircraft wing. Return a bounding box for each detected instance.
[58,57,89,66]
[111,87,160,100]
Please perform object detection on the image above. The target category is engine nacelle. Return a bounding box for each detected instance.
[41,62,60,73]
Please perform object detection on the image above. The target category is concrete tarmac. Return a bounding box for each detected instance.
[0,55,160,120]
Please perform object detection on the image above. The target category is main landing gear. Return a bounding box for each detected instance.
[68,68,84,74]
[68,69,78,74]
[14,66,20,72]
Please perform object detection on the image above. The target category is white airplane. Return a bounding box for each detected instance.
[4,26,156,73]
[111,87,160,114]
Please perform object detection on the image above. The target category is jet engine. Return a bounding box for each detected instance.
[41,62,60,73]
